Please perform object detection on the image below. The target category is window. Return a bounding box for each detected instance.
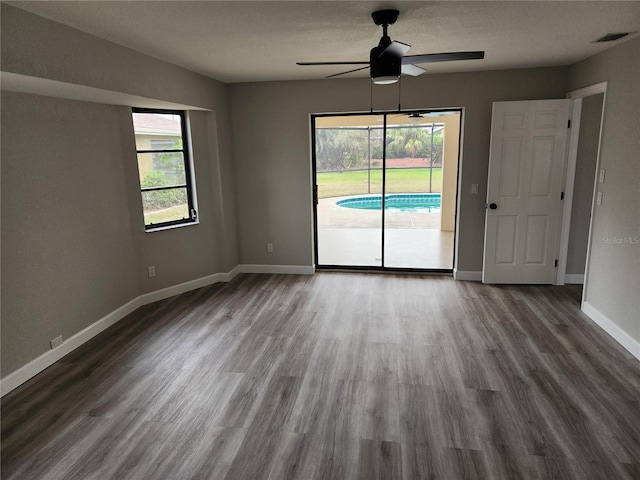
[132,108,197,230]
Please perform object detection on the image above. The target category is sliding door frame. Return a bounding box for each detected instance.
[312,108,462,273]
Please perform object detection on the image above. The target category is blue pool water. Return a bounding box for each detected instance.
[336,193,441,212]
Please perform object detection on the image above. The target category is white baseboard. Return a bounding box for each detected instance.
[564,274,584,284]
[0,297,143,397]
[0,263,314,397]
[454,270,482,281]
[238,264,315,275]
[582,301,640,361]
[139,271,234,305]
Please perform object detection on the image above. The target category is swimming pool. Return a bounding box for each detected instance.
[336,193,441,212]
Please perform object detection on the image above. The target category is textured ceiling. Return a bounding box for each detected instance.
[7,1,640,83]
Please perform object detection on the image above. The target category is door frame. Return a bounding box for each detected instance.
[556,81,608,287]
[311,108,463,272]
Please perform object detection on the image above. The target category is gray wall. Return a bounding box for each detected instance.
[1,4,221,110]
[567,93,604,275]
[1,5,239,377]
[1,93,139,375]
[228,68,568,271]
[122,109,239,293]
[568,36,640,344]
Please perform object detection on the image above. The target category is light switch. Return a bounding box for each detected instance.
[471,184,479,194]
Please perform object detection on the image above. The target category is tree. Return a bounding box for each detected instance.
[152,138,185,184]
[316,128,368,171]
[141,170,187,211]
[386,127,430,159]
[385,126,445,166]
[316,125,445,170]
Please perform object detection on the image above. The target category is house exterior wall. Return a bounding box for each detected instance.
[133,134,182,179]
[136,136,154,178]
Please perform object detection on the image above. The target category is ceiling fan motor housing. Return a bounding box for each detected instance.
[370,11,402,83]
[370,44,401,82]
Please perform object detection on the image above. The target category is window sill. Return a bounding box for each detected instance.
[145,220,199,233]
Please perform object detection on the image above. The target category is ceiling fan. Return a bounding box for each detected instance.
[297,9,484,84]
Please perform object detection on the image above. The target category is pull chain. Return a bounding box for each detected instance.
[370,80,374,113]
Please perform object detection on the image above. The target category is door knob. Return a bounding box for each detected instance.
[488,203,497,210]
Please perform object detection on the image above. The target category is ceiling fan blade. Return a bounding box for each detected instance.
[297,61,369,66]
[325,66,370,79]
[401,64,426,76]
[402,51,485,64]
[380,41,411,58]
[421,110,459,117]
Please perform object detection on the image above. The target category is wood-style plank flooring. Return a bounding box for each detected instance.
[2,273,640,479]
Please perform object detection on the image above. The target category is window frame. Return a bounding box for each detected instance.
[132,108,198,231]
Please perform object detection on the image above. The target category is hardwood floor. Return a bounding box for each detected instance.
[2,273,640,479]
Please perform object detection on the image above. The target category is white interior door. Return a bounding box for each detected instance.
[483,100,571,284]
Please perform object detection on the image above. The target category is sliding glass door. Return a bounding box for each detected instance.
[315,115,383,266]
[384,114,446,268]
[313,110,460,271]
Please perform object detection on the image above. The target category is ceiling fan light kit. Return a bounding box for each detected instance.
[297,9,485,85]
[373,76,399,85]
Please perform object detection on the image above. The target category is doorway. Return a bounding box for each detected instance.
[312,110,461,271]
[559,82,607,293]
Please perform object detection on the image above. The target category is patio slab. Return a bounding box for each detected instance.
[318,228,454,268]
[317,197,454,269]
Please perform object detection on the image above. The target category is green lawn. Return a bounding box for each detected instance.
[144,204,189,225]
[317,168,443,199]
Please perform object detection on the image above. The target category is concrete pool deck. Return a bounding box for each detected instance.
[317,197,454,268]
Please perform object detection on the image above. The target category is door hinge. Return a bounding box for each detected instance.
[568,119,571,128]
[561,191,564,200]
[554,259,558,267]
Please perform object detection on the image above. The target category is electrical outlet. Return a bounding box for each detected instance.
[50,335,63,349]
[267,243,274,253]
[599,169,606,183]
[148,266,156,277]
[597,191,603,206]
